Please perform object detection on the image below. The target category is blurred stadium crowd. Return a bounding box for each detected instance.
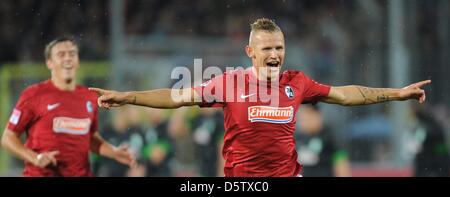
[0,0,449,176]
[92,106,225,177]
[1,0,365,68]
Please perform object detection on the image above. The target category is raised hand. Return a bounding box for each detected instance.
[398,80,431,103]
[89,87,128,109]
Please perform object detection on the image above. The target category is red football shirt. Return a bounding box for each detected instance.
[7,80,98,177]
[194,68,330,177]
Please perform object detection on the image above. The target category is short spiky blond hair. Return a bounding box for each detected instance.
[250,18,281,32]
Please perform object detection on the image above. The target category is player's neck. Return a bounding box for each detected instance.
[251,66,275,81]
[251,67,265,81]
[51,77,76,91]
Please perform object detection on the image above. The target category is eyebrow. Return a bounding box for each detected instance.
[56,49,78,53]
[261,45,284,49]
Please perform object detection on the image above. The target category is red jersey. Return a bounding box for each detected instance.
[7,80,98,177]
[193,68,330,177]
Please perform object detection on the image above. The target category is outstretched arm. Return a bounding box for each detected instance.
[89,88,201,109]
[321,80,431,106]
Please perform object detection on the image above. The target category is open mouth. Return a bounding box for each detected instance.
[266,61,280,67]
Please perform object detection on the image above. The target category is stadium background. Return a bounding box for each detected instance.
[0,0,449,176]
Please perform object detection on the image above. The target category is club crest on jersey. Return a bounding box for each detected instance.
[86,101,93,113]
[248,106,294,123]
[285,86,294,99]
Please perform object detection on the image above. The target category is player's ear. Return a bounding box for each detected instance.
[46,58,53,70]
[245,45,254,58]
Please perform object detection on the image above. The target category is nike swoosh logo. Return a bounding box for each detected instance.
[240,93,256,99]
[47,103,60,111]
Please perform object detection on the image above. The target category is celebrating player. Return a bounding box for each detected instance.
[1,37,136,177]
[90,18,430,177]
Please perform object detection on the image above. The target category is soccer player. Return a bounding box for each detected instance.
[90,18,431,177]
[1,37,136,177]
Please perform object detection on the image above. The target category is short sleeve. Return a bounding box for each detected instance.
[192,74,226,108]
[7,89,38,135]
[90,100,98,135]
[301,73,331,104]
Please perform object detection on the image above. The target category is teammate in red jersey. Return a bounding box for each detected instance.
[90,18,430,177]
[1,37,135,177]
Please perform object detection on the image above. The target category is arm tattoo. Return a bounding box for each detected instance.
[356,86,390,104]
[356,87,369,104]
[376,95,389,102]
